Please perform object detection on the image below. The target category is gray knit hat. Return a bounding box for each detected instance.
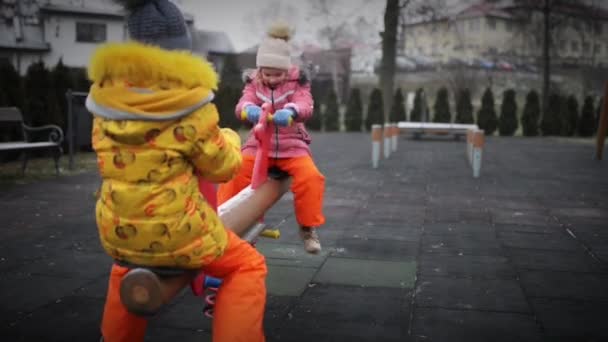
[115,0,192,51]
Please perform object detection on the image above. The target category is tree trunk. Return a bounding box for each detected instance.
[542,0,551,114]
[380,0,399,123]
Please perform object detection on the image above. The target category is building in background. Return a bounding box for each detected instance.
[0,0,196,74]
[352,0,608,110]
[402,0,608,70]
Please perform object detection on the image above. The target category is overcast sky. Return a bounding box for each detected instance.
[175,0,385,52]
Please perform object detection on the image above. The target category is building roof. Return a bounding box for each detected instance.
[457,2,513,20]
[40,4,125,20]
[39,4,194,22]
[192,30,235,55]
[300,47,352,76]
[0,41,50,52]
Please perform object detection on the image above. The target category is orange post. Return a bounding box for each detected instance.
[371,124,382,168]
[471,130,484,178]
[383,124,391,159]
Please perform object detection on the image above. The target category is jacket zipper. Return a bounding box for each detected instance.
[271,89,279,160]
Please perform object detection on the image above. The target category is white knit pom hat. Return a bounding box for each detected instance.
[256,21,293,70]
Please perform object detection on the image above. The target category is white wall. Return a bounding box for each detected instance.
[42,15,126,69]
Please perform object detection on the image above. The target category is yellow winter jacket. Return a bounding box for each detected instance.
[87,42,242,269]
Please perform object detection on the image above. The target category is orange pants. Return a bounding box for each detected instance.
[218,155,325,227]
[101,230,267,342]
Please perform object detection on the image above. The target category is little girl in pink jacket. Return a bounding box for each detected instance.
[217,23,325,253]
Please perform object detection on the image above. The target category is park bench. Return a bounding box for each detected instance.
[0,107,64,175]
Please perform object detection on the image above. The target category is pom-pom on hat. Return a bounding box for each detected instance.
[256,21,293,70]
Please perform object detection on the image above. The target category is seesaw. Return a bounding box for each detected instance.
[118,103,289,317]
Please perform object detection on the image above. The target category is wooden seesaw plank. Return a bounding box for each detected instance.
[119,176,291,316]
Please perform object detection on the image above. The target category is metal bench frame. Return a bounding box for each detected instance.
[0,107,64,175]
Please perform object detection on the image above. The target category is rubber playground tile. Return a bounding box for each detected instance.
[531,297,608,340]
[549,207,608,220]
[4,296,104,341]
[421,233,504,256]
[256,241,329,268]
[151,294,212,331]
[519,270,608,300]
[314,257,416,288]
[491,209,552,227]
[356,218,424,230]
[266,264,318,296]
[424,208,491,224]
[415,276,530,313]
[17,250,112,281]
[507,249,607,273]
[71,274,110,299]
[418,254,515,279]
[423,222,494,236]
[274,284,409,342]
[344,225,422,242]
[330,237,418,261]
[495,223,560,234]
[498,231,582,252]
[0,273,87,322]
[263,295,298,335]
[146,327,211,342]
[593,247,608,263]
[411,308,542,342]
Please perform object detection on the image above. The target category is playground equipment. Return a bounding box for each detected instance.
[372,121,485,178]
[118,103,290,317]
[466,128,485,179]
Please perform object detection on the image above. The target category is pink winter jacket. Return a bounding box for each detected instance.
[235,67,314,159]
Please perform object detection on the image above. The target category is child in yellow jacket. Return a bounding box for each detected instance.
[89,1,266,341]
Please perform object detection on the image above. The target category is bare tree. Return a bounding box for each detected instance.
[380,0,400,122]
[306,0,367,104]
[512,0,604,110]
[380,0,446,122]
[240,0,299,48]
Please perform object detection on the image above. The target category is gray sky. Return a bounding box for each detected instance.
[176,0,385,52]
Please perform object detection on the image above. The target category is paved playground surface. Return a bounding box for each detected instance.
[1,133,607,341]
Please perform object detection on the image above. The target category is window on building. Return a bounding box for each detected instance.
[571,41,579,52]
[595,44,601,54]
[76,22,107,43]
[487,18,496,30]
[583,42,590,53]
[595,22,603,35]
[560,40,567,51]
[469,18,480,31]
[457,20,466,33]
[505,21,513,32]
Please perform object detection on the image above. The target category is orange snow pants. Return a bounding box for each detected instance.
[217,155,325,227]
[100,229,267,342]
